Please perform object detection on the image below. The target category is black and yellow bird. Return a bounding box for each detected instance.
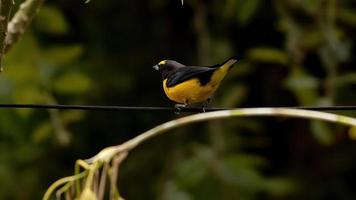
[153,57,238,111]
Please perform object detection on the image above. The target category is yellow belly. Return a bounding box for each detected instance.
[163,79,219,104]
[162,61,234,104]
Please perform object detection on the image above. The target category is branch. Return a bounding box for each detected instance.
[44,108,356,199]
[87,108,356,163]
[4,0,44,53]
[0,0,13,71]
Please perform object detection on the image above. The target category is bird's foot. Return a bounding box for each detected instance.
[174,103,187,114]
[201,98,211,113]
[201,106,206,113]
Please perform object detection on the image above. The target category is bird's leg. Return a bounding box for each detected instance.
[174,100,189,114]
[201,97,211,112]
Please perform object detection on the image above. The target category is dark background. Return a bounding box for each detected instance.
[1,0,356,199]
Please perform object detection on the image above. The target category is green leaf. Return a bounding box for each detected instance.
[218,155,266,190]
[247,47,288,65]
[264,178,295,196]
[32,121,52,143]
[338,8,356,27]
[161,181,192,200]
[284,68,319,105]
[334,73,356,87]
[42,45,83,65]
[53,72,92,94]
[211,39,234,62]
[35,6,69,34]
[318,37,351,68]
[4,33,40,67]
[285,68,319,89]
[6,64,40,87]
[311,121,334,145]
[219,157,263,190]
[301,29,323,49]
[237,0,261,25]
[13,86,48,117]
[220,85,247,106]
[60,110,85,124]
[14,86,46,103]
[299,0,321,13]
[175,157,207,188]
[0,78,14,99]
[223,154,267,169]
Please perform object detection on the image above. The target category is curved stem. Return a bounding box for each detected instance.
[44,108,356,199]
[42,171,88,200]
[88,108,356,163]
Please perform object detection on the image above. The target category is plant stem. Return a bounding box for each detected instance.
[4,0,44,53]
[88,108,356,163]
[0,0,13,71]
[98,163,108,200]
[45,108,356,199]
[43,171,88,200]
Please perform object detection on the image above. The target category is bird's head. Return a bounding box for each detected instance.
[153,60,185,79]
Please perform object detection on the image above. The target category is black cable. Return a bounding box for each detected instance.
[0,103,355,112]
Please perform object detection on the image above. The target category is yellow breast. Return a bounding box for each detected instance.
[163,79,219,104]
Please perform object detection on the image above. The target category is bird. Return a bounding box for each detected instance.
[153,57,238,112]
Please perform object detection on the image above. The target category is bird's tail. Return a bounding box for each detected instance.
[219,56,238,72]
[210,57,238,84]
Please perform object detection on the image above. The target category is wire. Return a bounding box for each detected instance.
[0,103,355,112]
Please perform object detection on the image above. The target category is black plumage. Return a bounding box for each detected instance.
[157,56,238,88]
[166,66,216,87]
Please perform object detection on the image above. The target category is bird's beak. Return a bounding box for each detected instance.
[153,65,159,71]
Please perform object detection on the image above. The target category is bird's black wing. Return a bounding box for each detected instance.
[166,66,217,87]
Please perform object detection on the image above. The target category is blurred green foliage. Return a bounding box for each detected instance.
[0,0,356,199]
